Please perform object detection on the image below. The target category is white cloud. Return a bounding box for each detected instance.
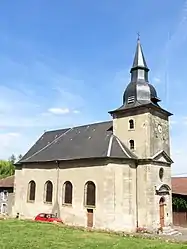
[48,107,70,115]
[0,58,87,128]
[0,51,94,159]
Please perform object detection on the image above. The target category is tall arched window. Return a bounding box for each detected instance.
[28,180,36,202]
[44,181,53,203]
[63,181,73,205]
[84,181,96,207]
[129,140,135,150]
[129,119,134,129]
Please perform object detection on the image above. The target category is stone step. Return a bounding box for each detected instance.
[162,226,182,236]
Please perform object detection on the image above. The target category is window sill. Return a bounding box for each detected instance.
[27,200,35,203]
[84,205,96,209]
[44,202,52,205]
[130,149,135,152]
[128,129,135,131]
[62,203,72,207]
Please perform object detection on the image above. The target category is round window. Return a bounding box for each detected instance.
[159,168,164,181]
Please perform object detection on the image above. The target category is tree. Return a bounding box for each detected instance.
[0,160,15,179]
[9,154,16,164]
[172,196,187,211]
[18,154,23,160]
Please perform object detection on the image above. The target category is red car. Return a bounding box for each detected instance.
[35,213,63,223]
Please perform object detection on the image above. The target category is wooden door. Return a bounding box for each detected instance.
[159,203,165,227]
[87,209,93,228]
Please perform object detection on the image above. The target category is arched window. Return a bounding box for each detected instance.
[63,181,73,205]
[44,181,53,203]
[129,119,134,129]
[84,181,96,207]
[159,197,165,205]
[129,140,134,150]
[28,180,36,202]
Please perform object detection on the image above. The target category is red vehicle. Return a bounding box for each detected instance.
[35,213,63,223]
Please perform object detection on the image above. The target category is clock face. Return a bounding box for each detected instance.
[158,124,162,133]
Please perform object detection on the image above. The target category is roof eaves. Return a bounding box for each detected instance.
[16,155,136,165]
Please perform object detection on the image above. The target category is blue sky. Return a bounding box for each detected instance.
[0,0,187,175]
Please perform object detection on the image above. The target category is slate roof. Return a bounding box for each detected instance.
[18,121,137,164]
[0,175,14,188]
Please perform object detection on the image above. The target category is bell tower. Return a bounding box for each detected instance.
[109,38,173,231]
[109,38,172,159]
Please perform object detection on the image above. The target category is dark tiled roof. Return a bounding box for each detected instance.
[19,121,137,164]
[0,175,14,188]
[172,177,187,196]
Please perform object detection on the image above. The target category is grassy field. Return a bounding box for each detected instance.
[0,219,186,249]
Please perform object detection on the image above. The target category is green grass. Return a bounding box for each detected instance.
[0,220,186,249]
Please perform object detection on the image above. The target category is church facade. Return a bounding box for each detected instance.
[13,39,173,233]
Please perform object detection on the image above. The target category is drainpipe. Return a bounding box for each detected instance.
[54,160,60,217]
[136,161,138,229]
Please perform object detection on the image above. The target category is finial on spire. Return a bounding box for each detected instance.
[137,32,140,41]
[131,36,148,70]
[130,37,149,82]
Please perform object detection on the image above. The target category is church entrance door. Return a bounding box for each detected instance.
[159,197,165,228]
[87,209,93,228]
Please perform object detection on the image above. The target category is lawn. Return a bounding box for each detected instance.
[0,219,186,249]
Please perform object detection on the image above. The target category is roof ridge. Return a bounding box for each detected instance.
[23,128,73,162]
[45,120,111,133]
[114,136,131,158]
[107,134,114,157]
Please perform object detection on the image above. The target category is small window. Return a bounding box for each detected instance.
[84,181,96,207]
[28,181,36,202]
[159,168,164,181]
[44,181,53,203]
[63,181,73,205]
[129,140,135,150]
[129,119,134,129]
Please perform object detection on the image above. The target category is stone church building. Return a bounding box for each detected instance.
[13,39,173,233]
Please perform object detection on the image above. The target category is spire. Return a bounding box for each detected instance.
[130,37,149,82]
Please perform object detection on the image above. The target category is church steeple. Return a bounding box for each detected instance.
[130,38,149,83]
[109,37,172,117]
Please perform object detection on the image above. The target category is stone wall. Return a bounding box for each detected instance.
[137,163,172,231]
[13,159,137,232]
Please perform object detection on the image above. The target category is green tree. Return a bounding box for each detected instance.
[0,160,15,179]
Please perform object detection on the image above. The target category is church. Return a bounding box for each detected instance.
[13,38,173,233]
